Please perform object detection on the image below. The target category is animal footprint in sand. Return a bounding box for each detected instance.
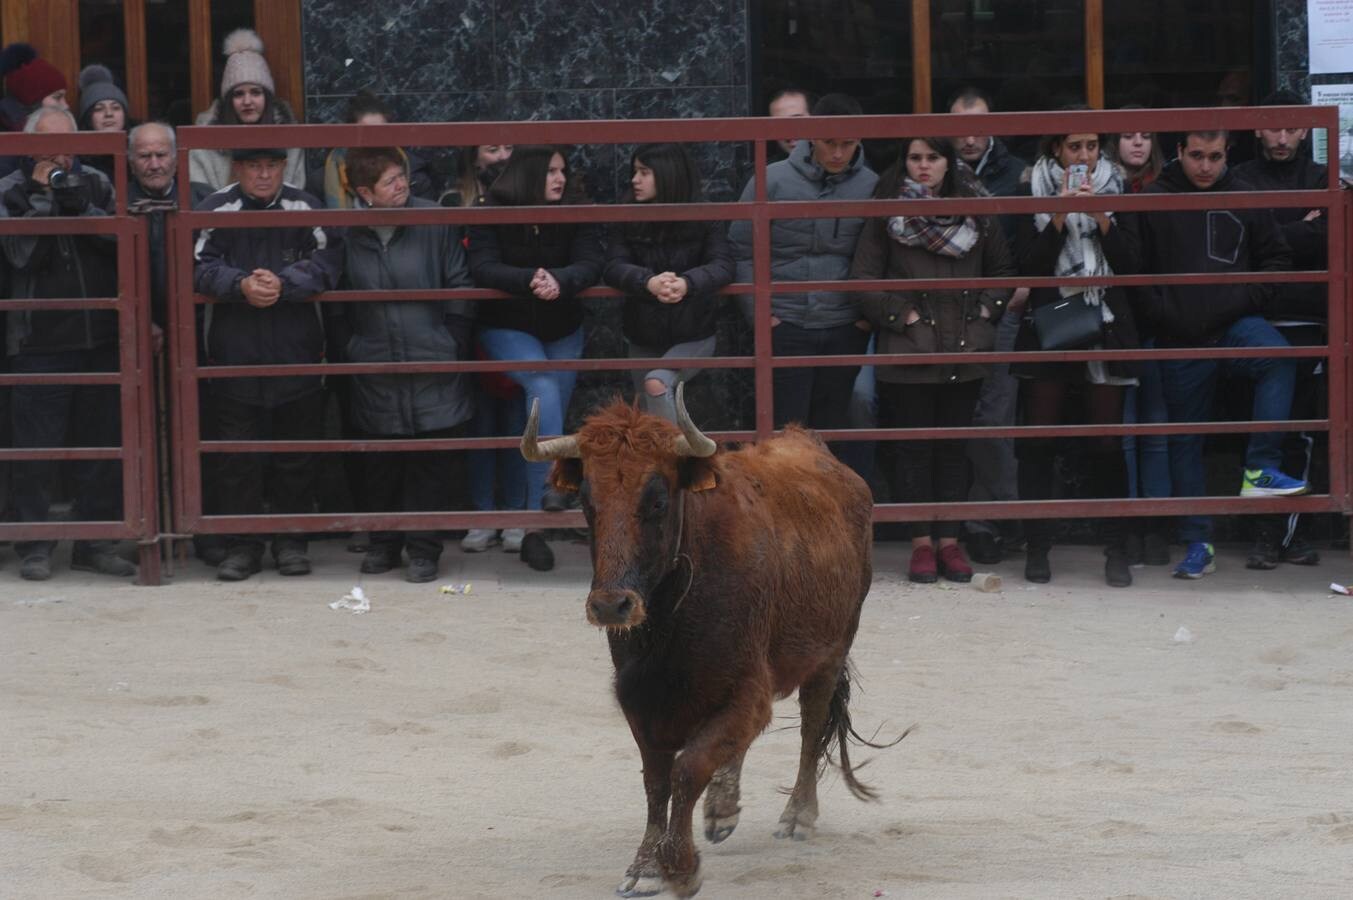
[1210,719,1263,734]
[138,695,210,707]
[334,657,385,672]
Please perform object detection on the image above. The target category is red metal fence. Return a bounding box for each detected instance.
[0,129,161,583]
[9,107,1345,583]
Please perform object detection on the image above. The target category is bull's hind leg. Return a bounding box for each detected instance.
[774,666,836,841]
[702,750,746,844]
[617,739,673,897]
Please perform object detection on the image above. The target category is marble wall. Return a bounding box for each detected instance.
[300,0,751,202]
[1275,0,1353,101]
[301,0,756,434]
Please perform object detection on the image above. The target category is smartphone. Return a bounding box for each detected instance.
[1067,163,1089,190]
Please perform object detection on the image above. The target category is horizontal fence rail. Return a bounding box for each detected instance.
[157,107,1347,544]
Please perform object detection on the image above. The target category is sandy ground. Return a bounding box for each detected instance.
[3,536,1353,900]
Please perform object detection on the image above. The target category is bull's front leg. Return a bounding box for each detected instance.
[658,684,772,897]
[702,750,746,844]
[617,732,673,897]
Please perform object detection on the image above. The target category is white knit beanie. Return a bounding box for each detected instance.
[219,29,274,98]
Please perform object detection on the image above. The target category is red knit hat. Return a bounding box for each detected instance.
[0,43,67,106]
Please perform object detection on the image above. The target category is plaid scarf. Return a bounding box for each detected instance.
[886,178,981,258]
[1030,156,1124,320]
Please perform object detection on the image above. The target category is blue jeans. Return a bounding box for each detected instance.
[466,388,528,513]
[1160,316,1295,543]
[1122,339,1172,500]
[478,326,584,510]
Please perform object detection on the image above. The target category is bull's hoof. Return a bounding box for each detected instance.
[616,873,663,897]
[772,819,816,842]
[704,810,740,844]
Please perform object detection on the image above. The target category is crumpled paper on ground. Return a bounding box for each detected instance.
[330,585,370,614]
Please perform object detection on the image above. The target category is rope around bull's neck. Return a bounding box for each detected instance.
[670,490,694,615]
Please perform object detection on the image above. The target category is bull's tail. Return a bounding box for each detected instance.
[817,659,913,801]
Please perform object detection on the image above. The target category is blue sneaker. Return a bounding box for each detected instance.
[1173,542,1216,579]
[1241,468,1308,497]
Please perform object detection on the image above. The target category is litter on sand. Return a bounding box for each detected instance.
[330,585,370,614]
[440,583,473,595]
[1330,582,1351,596]
[1173,625,1193,643]
[971,572,1002,592]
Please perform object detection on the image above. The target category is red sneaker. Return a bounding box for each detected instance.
[908,545,938,583]
[938,543,974,583]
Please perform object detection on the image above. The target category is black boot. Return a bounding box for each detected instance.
[1104,546,1132,588]
[1025,544,1051,583]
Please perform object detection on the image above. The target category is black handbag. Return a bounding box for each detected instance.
[1030,297,1103,351]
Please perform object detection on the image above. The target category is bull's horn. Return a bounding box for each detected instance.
[672,383,717,458]
[520,398,581,461]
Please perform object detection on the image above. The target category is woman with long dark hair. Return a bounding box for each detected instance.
[468,145,603,571]
[1109,107,1164,194]
[603,143,734,420]
[1010,119,1142,587]
[851,136,1014,584]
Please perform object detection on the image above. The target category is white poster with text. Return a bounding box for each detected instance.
[1311,83,1353,181]
[1309,0,1353,74]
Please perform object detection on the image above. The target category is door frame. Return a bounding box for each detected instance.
[2,0,303,124]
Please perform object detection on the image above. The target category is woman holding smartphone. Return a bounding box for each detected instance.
[1010,114,1142,588]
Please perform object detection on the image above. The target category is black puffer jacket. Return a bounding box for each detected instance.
[603,220,735,349]
[1120,161,1292,346]
[467,204,604,343]
[0,163,119,356]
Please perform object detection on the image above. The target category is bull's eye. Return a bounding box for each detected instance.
[644,494,668,519]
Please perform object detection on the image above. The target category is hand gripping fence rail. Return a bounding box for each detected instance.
[0,129,162,583]
[156,106,1348,568]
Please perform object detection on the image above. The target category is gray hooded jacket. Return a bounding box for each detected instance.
[729,141,877,328]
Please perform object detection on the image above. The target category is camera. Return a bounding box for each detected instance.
[1067,163,1089,190]
[49,169,84,190]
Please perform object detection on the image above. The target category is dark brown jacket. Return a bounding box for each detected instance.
[850,215,1014,384]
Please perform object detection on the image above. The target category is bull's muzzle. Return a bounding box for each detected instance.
[586,588,646,629]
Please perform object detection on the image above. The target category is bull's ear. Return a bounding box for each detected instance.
[550,459,583,492]
[678,457,719,493]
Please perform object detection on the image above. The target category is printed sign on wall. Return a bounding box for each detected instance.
[1310,0,1353,74]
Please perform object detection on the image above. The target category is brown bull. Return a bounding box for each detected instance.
[522,386,898,898]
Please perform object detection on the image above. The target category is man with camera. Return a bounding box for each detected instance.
[0,106,132,581]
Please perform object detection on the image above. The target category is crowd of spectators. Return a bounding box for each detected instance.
[0,32,1338,586]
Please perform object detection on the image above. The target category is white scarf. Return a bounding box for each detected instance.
[1031,156,1124,323]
